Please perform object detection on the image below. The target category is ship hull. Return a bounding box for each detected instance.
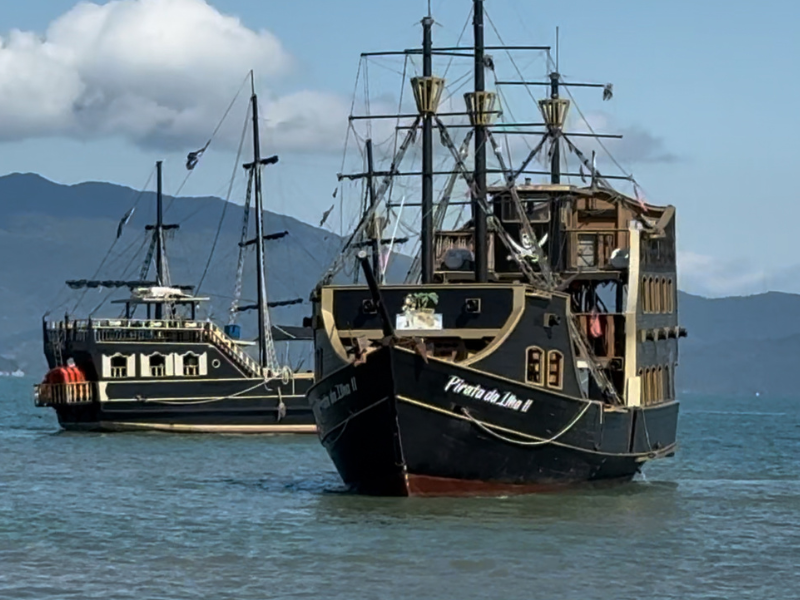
[42,376,315,434]
[39,319,316,434]
[309,346,678,496]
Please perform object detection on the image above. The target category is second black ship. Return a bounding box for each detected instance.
[35,75,316,433]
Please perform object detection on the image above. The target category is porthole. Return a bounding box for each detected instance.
[211,358,221,369]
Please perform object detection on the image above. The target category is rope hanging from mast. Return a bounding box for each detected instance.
[229,170,254,324]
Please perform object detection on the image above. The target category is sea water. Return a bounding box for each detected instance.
[1,377,798,599]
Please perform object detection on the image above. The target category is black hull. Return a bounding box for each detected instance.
[309,346,678,496]
[46,377,315,434]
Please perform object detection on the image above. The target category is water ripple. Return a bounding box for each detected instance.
[2,380,799,599]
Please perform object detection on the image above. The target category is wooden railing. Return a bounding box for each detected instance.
[35,382,94,406]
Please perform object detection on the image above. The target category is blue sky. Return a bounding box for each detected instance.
[0,0,797,296]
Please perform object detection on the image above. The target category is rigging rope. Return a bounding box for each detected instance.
[165,71,252,213]
[196,102,252,294]
[228,169,254,324]
[67,167,155,314]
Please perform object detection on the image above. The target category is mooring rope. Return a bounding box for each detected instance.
[461,402,592,447]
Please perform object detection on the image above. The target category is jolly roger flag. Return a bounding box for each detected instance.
[186,140,211,170]
[116,206,135,239]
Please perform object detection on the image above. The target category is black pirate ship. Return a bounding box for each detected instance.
[35,78,315,433]
[307,0,684,495]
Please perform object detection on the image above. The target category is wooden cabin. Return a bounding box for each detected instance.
[430,183,683,406]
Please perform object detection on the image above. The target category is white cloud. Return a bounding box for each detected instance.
[678,251,769,297]
[0,0,348,152]
[563,111,679,166]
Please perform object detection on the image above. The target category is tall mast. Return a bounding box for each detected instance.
[250,73,269,371]
[155,160,165,286]
[548,71,562,271]
[365,139,381,278]
[420,14,435,284]
[472,0,488,282]
[155,160,165,319]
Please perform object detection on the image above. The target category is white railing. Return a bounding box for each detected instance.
[46,318,263,378]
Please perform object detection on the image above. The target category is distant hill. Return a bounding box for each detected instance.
[677,291,800,397]
[0,172,408,374]
[0,172,796,397]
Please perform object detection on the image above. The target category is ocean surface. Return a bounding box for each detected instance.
[1,377,798,599]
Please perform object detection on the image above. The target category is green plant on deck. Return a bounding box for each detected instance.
[403,292,439,312]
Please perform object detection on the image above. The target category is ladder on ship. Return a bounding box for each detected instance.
[204,324,263,378]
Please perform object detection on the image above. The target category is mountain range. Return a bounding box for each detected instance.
[0,172,794,397]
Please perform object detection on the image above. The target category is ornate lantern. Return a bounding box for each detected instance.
[538,97,570,129]
[411,76,445,115]
[464,91,500,126]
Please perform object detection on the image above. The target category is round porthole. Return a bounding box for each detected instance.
[211,359,221,369]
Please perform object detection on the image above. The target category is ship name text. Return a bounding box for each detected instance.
[444,376,533,413]
[318,376,358,409]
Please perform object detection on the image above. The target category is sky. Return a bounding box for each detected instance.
[0,0,797,297]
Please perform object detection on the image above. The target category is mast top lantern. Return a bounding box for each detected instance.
[411,76,446,115]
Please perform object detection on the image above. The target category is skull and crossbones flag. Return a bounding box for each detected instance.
[186,140,211,170]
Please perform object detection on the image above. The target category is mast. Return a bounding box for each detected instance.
[365,139,380,278]
[420,14,435,284]
[250,74,270,370]
[548,71,562,271]
[472,0,488,282]
[155,160,165,319]
[155,160,165,285]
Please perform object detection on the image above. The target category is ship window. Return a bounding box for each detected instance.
[643,368,649,404]
[667,279,674,313]
[183,353,199,377]
[638,368,646,404]
[547,350,563,389]
[644,368,654,405]
[499,195,520,222]
[110,354,128,378]
[577,235,597,268]
[657,366,663,402]
[649,278,657,313]
[650,277,655,313]
[667,364,673,399]
[526,347,544,385]
[642,277,650,313]
[149,353,166,377]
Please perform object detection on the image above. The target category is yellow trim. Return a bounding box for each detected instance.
[339,328,502,340]
[546,350,564,390]
[99,341,215,345]
[96,422,316,434]
[100,375,314,384]
[524,346,545,386]
[100,394,307,402]
[320,283,529,367]
[320,286,350,362]
[396,395,669,459]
